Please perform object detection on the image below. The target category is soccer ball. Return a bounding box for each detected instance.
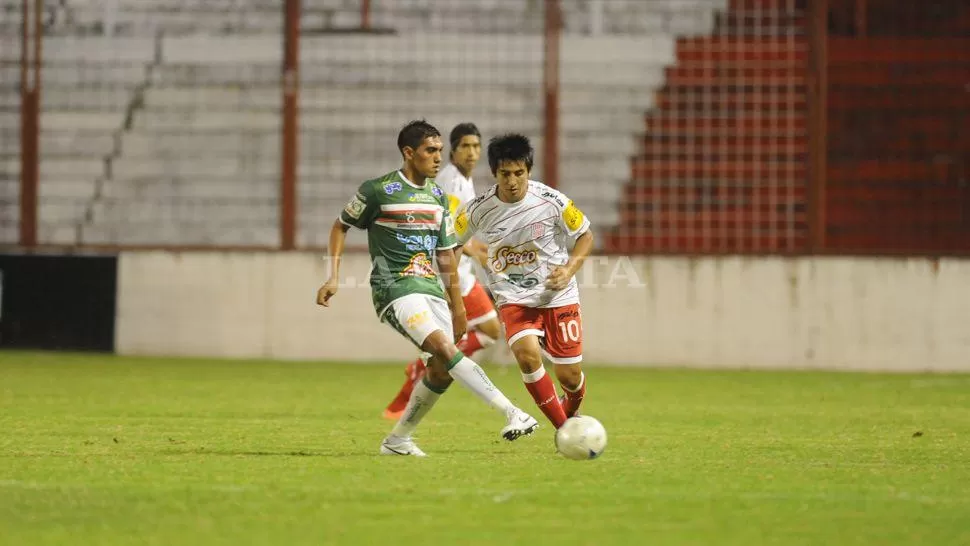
[555,415,607,460]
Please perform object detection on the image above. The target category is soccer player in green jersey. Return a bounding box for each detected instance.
[317,120,539,456]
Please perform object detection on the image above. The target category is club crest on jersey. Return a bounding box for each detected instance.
[431,186,443,198]
[531,222,546,238]
[383,181,403,195]
[401,253,436,278]
[491,246,538,273]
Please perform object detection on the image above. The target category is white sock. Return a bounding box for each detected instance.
[521,366,546,384]
[389,379,443,439]
[449,356,516,415]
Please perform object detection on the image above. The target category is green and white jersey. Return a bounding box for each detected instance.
[339,170,457,316]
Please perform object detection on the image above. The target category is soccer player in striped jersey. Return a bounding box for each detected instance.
[382,122,503,420]
[317,120,538,456]
[454,133,594,429]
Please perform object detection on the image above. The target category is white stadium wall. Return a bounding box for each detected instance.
[115,252,970,372]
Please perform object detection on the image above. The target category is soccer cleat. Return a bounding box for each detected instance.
[380,436,427,457]
[501,409,539,441]
[382,408,404,421]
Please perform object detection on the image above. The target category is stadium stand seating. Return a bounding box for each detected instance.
[604,0,809,253]
[0,0,727,246]
[825,0,970,253]
[605,0,969,253]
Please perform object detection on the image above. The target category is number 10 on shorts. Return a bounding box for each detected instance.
[558,318,581,342]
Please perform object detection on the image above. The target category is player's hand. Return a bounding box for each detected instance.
[544,266,572,291]
[451,305,468,343]
[316,278,338,307]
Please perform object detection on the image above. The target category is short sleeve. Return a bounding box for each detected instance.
[437,206,458,250]
[556,192,591,238]
[339,181,378,229]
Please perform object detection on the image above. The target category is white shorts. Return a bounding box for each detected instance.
[380,293,452,350]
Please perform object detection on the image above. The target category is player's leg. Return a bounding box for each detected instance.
[457,281,499,359]
[379,295,455,456]
[382,354,425,420]
[500,305,568,429]
[419,296,538,441]
[386,280,498,419]
[542,304,586,418]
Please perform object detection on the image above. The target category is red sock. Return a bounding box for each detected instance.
[562,373,586,418]
[456,331,487,357]
[522,367,567,428]
[386,358,425,413]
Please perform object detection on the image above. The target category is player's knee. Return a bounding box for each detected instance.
[511,344,543,373]
[555,364,583,390]
[422,331,459,363]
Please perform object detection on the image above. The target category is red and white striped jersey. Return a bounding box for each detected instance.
[455,180,590,309]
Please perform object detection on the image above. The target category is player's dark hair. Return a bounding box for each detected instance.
[487,133,534,175]
[449,122,481,151]
[397,120,441,155]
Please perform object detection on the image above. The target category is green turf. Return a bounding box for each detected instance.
[1,351,968,546]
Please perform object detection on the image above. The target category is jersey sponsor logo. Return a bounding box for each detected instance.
[563,200,585,231]
[396,233,439,252]
[408,192,438,204]
[454,209,469,238]
[406,310,430,329]
[557,308,580,321]
[491,246,538,273]
[401,253,436,278]
[344,193,366,219]
[541,190,566,207]
[468,192,489,208]
[383,181,403,195]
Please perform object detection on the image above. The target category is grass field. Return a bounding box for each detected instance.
[1,351,968,545]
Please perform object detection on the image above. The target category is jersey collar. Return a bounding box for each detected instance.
[397,170,426,189]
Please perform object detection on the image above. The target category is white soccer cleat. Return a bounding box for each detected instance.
[380,436,427,457]
[501,409,539,441]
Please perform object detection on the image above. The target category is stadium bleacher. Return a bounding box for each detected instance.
[0,0,729,246]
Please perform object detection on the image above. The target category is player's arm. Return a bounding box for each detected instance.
[317,183,375,307]
[317,219,350,307]
[546,196,594,290]
[437,203,468,341]
[437,247,467,342]
[461,237,490,268]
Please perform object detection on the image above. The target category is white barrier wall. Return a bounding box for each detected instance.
[116,252,970,372]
